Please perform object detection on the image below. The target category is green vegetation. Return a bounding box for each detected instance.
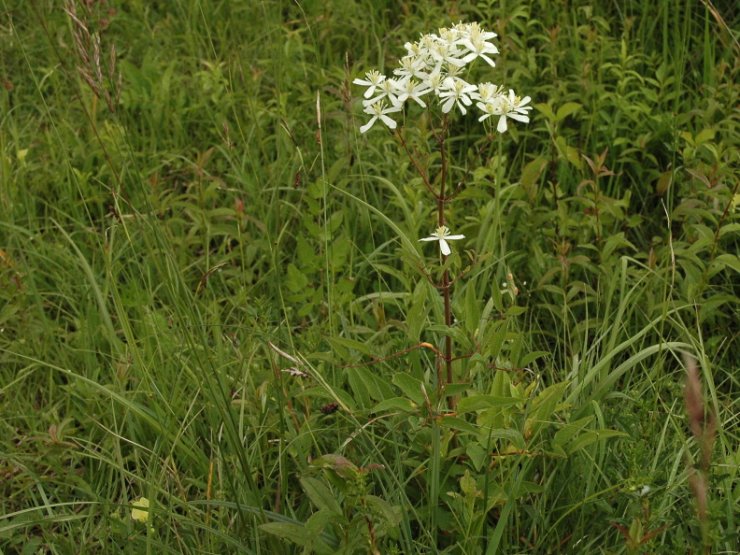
[1,1,737,552]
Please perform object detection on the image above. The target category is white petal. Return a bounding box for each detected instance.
[508,113,530,123]
[497,115,508,133]
[419,236,437,242]
[446,234,465,240]
[442,96,455,113]
[359,116,377,134]
[480,54,496,67]
[379,114,397,129]
[363,87,375,99]
[439,239,451,256]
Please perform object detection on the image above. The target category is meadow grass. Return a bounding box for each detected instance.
[1,1,738,553]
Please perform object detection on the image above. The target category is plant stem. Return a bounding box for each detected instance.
[437,116,454,407]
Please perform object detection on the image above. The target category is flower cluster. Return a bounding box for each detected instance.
[354,22,531,134]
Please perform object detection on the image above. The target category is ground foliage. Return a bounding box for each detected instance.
[1,0,738,553]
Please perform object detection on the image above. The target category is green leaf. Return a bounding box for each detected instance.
[519,157,548,200]
[655,170,673,195]
[481,428,526,450]
[457,395,521,413]
[304,510,341,554]
[554,136,583,169]
[372,396,417,413]
[300,477,342,515]
[567,429,628,455]
[347,367,395,408]
[524,382,569,438]
[552,416,594,451]
[460,470,480,498]
[392,372,426,405]
[438,416,478,434]
[533,102,556,123]
[329,336,374,357]
[694,128,715,145]
[260,522,309,546]
[466,443,488,472]
[363,495,402,527]
[407,280,429,342]
[555,102,582,122]
[285,263,309,293]
[311,454,359,480]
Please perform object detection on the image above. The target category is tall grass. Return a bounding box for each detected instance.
[1,0,737,552]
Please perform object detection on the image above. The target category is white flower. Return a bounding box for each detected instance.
[419,225,465,256]
[422,69,446,95]
[428,40,466,72]
[477,89,531,133]
[438,77,477,115]
[359,101,402,133]
[461,23,499,66]
[394,78,431,107]
[352,70,386,99]
[475,82,504,103]
[363,78,401,108]
[394,55,428,80]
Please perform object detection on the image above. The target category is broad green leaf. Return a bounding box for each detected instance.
[525,382,569,438]
[329,336,374,357]
[372,396,417,413]
[552,416,594,451]
[260,522,308,546]
[555,102,582,122]
[480,428,526,450]
[300,477,342,515]
[533,102,556,123]
[304,510,341,554]
[466,443,488,472]
[519,156,548,200]
[567,429,628,455]
[392,372,426,405]
[438,416,478,434]
[457,395,521,413]
[655,170,673,195]
[407,280,429,342]
[460,470,480,498]
[285,263,308,293]
[362,495,402,527]
[311,454,359,480]
[347,367,395,407]
[694,128,715,145]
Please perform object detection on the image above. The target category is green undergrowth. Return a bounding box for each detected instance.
[1,0,737,553]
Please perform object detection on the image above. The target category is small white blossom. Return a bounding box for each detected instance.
[352,70,386,99]
[438,77,477,115]
[394,55,428,80]
[363,78,401,108]
[477,89,531,133]
[394,78,431,107]
[422,69,446,95]
[461,22,499,66]
[360,101,401,133]
[419,225,465,256]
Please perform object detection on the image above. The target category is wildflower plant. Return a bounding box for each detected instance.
[354,22,531,398]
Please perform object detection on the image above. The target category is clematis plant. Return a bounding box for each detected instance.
[354,22,531,402]
[354,22,531,133]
